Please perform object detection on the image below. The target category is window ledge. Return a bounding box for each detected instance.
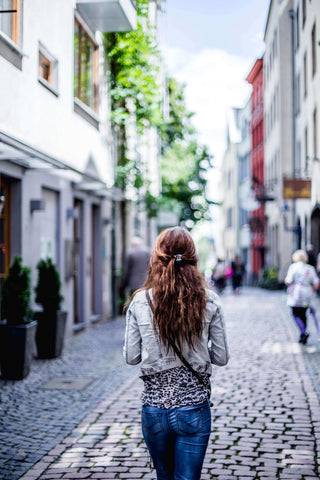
[38,77,59,97]
[74,98,100,130]
[0,31,25,70]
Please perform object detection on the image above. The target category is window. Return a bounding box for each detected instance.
[312,23,316,77]
[274,29,278,58]
[38,43,59,95]
[296,6,300,50]
[39,53,50,82]
[305,126,308,166]
[227,170,232,190]
[74,17,98,113]
[239,154,249,182]
[240,208,248,228]
[0,0,17,43]
[303,51,308,98]
[296,73,301,115]
[302,0,306,28]
[227,208,233,228]
[296,140,301,175]
[313,108,317,158]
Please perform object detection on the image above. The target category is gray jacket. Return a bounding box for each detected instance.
[120,246,151,293]
[124,288,229,376]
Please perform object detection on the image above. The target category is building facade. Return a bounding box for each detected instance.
[247,58,266,285]
[263,0,296,280]
[293,0,320,254]
[221,108,241,263]
[263,0,320,280]
[0,0,137,333]
[238,99,252,282]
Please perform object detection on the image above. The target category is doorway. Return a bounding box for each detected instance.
[311,206,320,254]
[73,199,84,325]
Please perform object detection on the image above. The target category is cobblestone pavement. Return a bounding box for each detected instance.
[1,288,320,480]
[0,317,138,480]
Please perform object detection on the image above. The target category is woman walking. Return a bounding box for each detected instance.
[285,249,319,344]
[124,226,229,480]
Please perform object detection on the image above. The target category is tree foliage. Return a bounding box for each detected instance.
[103,0,162,191]
[160,78,215,227]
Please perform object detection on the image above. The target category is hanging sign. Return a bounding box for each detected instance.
[283,178,311,199]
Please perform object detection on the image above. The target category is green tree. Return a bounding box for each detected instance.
[103,0,162,192]
[160,78,215,227]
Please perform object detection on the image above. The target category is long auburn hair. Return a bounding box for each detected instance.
[129,226,207,353]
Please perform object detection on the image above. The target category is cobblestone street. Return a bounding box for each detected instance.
[1,288,320,480]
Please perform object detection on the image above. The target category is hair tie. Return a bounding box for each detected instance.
[173,254,182,262]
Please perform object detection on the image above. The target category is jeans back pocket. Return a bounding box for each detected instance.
[177,409,203,435]
[142,411,163,435]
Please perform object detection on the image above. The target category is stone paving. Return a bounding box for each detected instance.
[0,317,138,480]
[1,288,320,480]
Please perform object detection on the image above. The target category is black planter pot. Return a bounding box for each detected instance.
[35,311,67,359]
[0,321,37,380]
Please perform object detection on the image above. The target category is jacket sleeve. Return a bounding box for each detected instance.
[123,302,142,365]
[208,304,229,366]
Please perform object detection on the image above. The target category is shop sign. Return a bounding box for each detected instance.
[283,178,311,199]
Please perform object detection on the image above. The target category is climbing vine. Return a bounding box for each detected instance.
[103,0,162,192]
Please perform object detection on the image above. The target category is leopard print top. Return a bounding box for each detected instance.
[141,366,210,409]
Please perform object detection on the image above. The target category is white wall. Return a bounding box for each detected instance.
[0,0,113,185]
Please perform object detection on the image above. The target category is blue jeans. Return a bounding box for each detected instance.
[141,401,211,480]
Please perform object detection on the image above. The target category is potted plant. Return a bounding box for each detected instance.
[0,256,36,380]
[34,258,67,359]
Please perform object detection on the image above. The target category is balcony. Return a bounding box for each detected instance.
[76,0,137,32]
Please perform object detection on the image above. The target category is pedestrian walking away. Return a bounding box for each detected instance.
[120,236,151,296]
[231,254,245,294]
[211,258,226,294]
[307,244,320,337]
[285,249,319,344]
[123,226,229,480]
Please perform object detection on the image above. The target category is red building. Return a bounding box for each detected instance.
[246,58,266,284]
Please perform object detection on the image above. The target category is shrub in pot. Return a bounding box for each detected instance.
[34,258,67,359]
[0,256,36,379]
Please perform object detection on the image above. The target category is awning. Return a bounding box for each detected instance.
[0,130,123,200]
[76,0,137,32]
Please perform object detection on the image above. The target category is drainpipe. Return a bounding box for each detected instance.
[289,9,298,249]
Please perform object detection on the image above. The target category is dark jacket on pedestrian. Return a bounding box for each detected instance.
[120,245,151,294]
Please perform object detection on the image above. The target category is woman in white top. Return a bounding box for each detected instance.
[285,249,319,344]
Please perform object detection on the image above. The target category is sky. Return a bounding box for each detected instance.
[158,0,270,254]
[158,0,270,200]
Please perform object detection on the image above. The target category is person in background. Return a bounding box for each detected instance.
[306,244,316,267]
[317,252,320,284]
[307,245,320,338]
[120,236,151,296]
[231,254,245,294]
[285,249,319,345]
[124,226,229,480]
[211,258,226,294]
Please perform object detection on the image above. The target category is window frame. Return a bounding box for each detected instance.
[74,15,99,115]
[38,42,59,96]
[0,0,18,43]
[295,6,300,51]
[302,0,306,28]
[312,22,317,78]
[0,0,23,69]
